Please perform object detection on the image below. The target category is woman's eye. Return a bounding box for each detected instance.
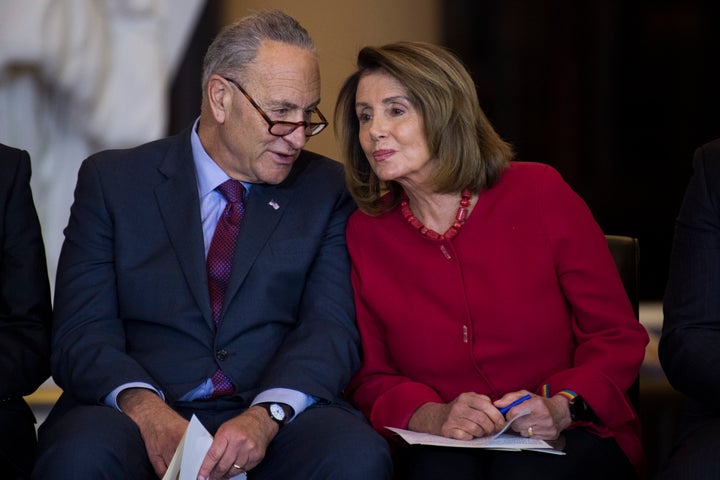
[357,113,372,123]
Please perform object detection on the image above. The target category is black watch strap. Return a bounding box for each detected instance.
[569,396,596,423]
[257,402,293,427]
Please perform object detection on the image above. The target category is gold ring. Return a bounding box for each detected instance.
[527,426,534,437]
[232,464,244,471]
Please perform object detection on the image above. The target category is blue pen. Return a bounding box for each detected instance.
[498,394,531,415]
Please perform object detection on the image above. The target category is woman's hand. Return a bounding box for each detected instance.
[408,392,506,440]
[494,390,572,441]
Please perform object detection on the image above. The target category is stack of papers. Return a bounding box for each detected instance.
[386,410,565,455]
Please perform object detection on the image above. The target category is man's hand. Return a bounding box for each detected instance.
[118,388,188,477]
[197,405,278,480]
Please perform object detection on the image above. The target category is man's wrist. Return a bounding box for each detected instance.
[256,402,294,428]
[118,387,159,409]
[108,382,164,411]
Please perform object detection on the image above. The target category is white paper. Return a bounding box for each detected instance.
[163,432,184,480]
[386,409,565,455]
[162,415,248,480]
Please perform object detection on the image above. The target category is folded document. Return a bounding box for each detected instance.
[163,415,248,480]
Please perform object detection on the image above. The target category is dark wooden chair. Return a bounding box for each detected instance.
[605,235,640,411]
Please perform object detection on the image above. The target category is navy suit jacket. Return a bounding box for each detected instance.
[0,144,51,477]
[51,128,359,407]
[661,138,720,417]
[0,144,51,398]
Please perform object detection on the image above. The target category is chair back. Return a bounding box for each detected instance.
[605,234,640,410]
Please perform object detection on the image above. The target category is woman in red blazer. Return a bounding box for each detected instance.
[335,42,649,479]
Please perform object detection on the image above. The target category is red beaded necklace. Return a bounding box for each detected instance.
[401,188,473,241]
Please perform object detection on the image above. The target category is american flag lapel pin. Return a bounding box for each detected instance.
[268,199,280,210]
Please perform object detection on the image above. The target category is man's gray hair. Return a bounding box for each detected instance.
[201,10,316,94]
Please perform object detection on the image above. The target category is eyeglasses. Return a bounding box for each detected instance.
[222,76,328,137]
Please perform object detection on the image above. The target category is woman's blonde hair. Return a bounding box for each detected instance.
[335,41,513,215]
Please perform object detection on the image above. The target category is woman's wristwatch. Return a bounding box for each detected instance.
[557,389,597,423]
[568,396,597,423]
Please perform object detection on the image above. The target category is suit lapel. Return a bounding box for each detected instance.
[154,133,214,328]
[220,153,312,316]
[221,184,290,314]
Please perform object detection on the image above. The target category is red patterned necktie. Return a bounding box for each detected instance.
[207,179,245,397]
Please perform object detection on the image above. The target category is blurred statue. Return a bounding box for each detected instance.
[0,0,206,287]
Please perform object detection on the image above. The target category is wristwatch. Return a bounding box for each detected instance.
[568,396,596,423]
[257,402,292,427]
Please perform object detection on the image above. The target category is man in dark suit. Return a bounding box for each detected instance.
[0,144,52,480]
[659,138,720,479]
[33,10,391,480]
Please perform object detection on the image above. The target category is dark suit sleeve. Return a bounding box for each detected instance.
[0,148,52,398]
[660,139,720,406]
[51,157,165,403]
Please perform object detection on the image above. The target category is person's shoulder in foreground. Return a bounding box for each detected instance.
[658,137,720,479]
[0,143,52,480]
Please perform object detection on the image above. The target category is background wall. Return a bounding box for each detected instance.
[444,0,720,300]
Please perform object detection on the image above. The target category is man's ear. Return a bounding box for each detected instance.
[207,75,232,124]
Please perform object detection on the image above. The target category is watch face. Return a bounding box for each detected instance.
[270,403,286,421]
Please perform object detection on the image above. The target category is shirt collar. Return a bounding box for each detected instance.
[190,118,252,198]
[191,118,227,199]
